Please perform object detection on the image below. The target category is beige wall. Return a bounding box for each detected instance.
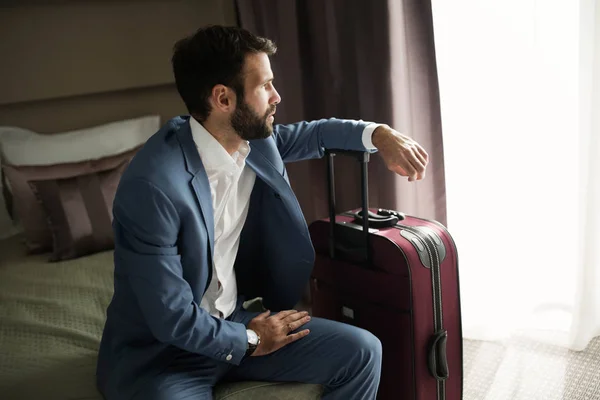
[0,0,237,132]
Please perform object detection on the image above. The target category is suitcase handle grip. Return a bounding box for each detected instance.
[428,330,449,381]
[354,209,405,228]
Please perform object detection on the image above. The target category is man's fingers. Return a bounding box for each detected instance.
[385,142,427,181]
[416,143,429,163]
[392,165,416,181]
[281,311,309,324]
[403,147,426,180]
[285,315,311,332]
[391,156,417,180]
[413,145,428,168]
[408,146,425,168]
[284,329,310,345]
[273,310,298,320]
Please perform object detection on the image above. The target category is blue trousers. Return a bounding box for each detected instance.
[133,300,382,400]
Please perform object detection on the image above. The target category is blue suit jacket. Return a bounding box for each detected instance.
[96,116,372,399]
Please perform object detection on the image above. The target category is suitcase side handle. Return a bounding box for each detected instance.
[428,330,450,381]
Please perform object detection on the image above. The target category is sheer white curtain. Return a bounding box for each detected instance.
[431,0,599,350]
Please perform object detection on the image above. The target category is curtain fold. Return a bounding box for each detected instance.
[235,0,446,225]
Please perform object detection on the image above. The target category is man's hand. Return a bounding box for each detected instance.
[372,125,429,181]
[247,309,311,356]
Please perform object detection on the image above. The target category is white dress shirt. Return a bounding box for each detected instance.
[190,117,379,320]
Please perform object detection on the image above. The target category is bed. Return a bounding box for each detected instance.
[0,234,112,400]
[0,2,322,398]
[0,234,322,400]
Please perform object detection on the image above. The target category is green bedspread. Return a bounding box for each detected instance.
[0,235,322,400]
[0,235,112,399]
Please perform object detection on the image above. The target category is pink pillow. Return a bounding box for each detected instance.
[28,161,129,261]
[2,147,139,254]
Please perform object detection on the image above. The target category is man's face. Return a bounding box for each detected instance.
[230,53,281,140]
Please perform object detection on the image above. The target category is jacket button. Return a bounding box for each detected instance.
[226,354,233,361]
[274,193,281,199]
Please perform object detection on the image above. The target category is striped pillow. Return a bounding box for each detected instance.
[28,160,128,261]
[2,147,139,254]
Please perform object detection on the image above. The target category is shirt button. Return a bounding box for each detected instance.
[226,354,233,361]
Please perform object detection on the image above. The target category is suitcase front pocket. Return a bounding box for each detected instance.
[310,278,416,399]
[310,278,411,330]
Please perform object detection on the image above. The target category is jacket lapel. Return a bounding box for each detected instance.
[245,142,309,240]
[175,121,309,261]
[175,119,215,259]
[191,176,215,258]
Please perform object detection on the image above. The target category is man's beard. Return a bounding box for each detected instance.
[230,97,275,141]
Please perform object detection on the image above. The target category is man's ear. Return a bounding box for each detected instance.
[211,84,235,113]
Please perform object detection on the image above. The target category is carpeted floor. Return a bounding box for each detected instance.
[463,336,600,400]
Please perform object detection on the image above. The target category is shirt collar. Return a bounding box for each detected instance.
[189,116,250,171]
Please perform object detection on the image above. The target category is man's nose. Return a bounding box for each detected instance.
[272,87,281,105]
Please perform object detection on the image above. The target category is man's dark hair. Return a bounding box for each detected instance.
[171,25,277,121]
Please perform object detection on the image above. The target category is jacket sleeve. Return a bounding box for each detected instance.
[112,178,248,365]
[272,118,375,164]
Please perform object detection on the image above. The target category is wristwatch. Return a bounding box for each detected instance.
[245,329,260,358]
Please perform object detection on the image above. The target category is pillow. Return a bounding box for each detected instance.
[1,147,139,254]
[0,116,158,239]
[0,115,159,166]
[28,160,128,261]
[0,127,37,239]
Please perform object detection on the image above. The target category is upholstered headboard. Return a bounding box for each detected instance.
[0,0,237,133]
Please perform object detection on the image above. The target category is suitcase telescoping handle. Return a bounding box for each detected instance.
[325,149,372,265]
[325,149,403,265]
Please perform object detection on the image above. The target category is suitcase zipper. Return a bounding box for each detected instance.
[339,212,448,400]
[394,224,447,400]
[414,217,464,400]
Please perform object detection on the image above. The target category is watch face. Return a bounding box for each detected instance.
[247,329,258,345]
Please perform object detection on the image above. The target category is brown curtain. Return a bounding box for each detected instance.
[235,0,446,226]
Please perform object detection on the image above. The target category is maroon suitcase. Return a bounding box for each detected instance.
[308,150,463,400]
